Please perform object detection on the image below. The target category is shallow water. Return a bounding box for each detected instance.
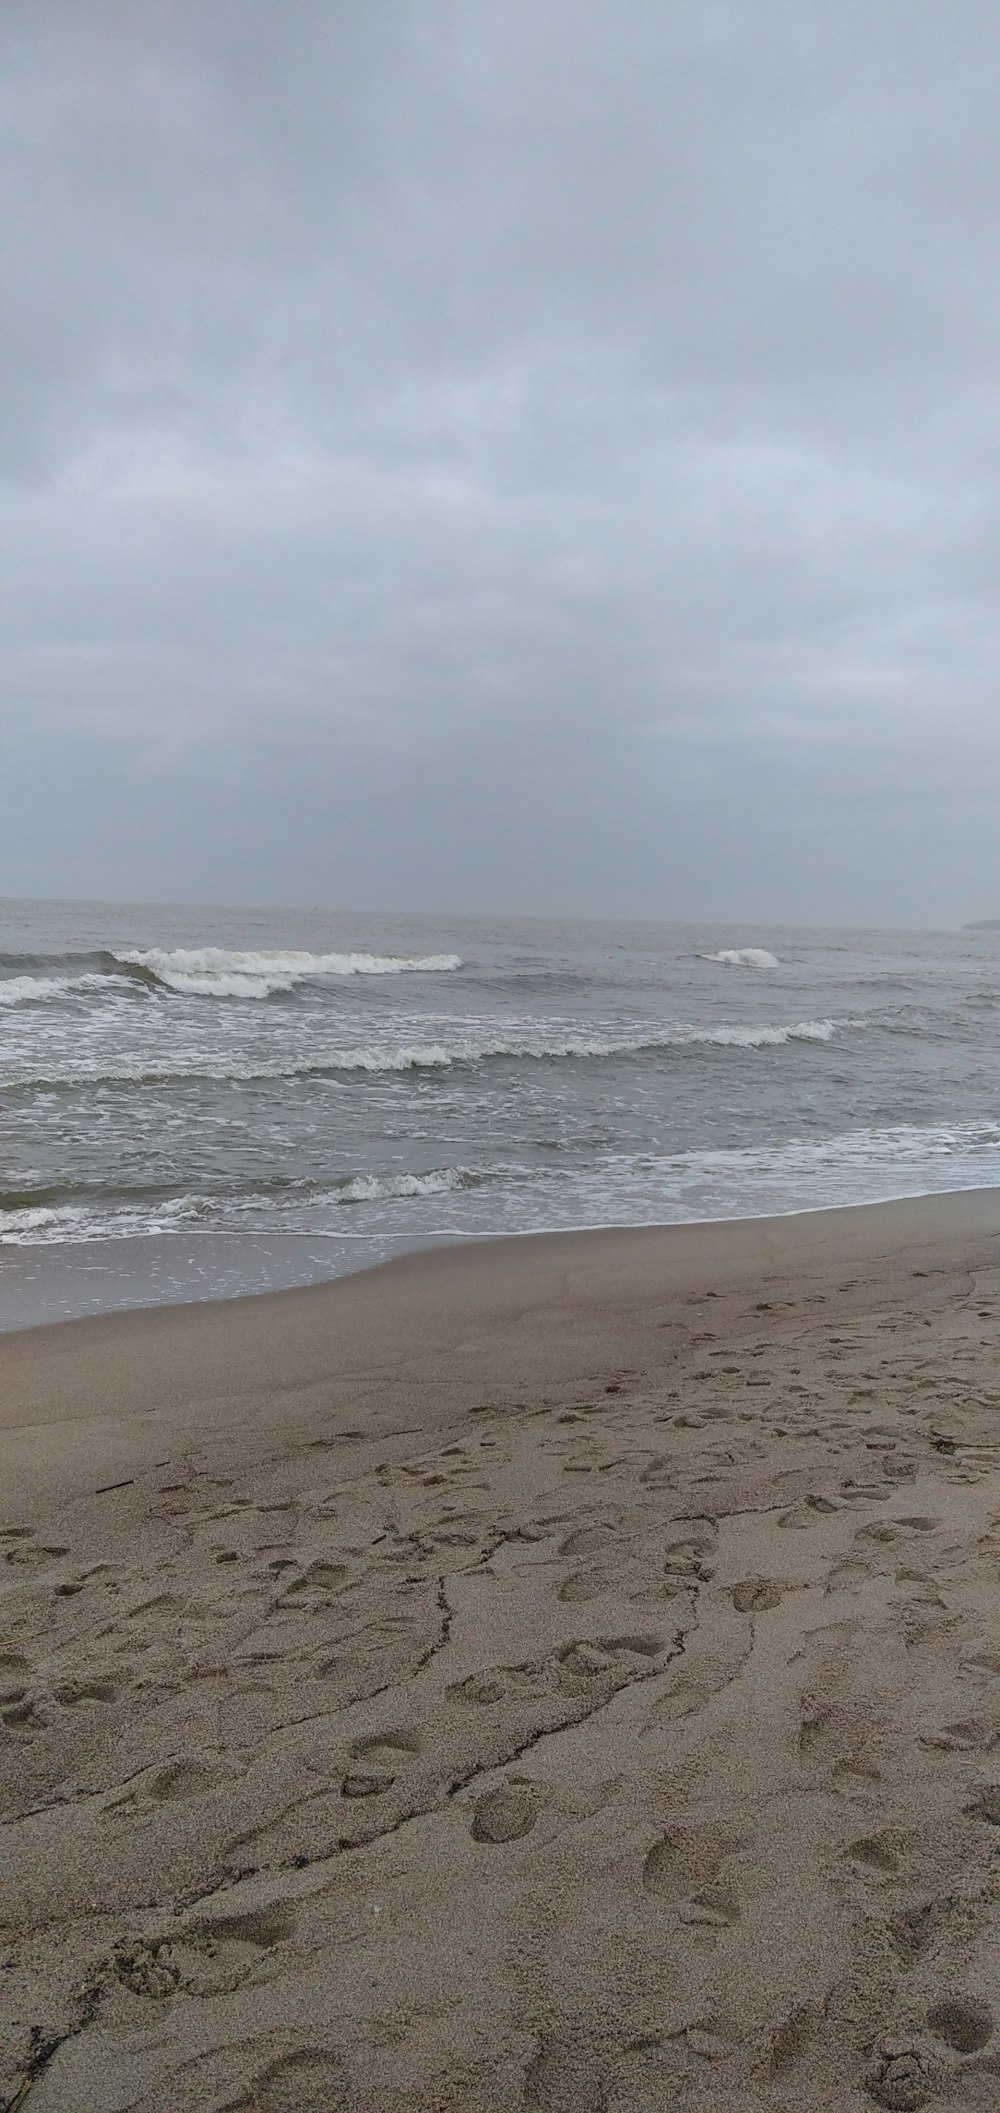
[3,898,1000,1322]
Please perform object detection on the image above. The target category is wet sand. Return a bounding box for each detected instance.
[4,1193,1000,2109]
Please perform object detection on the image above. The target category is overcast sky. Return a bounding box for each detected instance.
[3,1,1000,924]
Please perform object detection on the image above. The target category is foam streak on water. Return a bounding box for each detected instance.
[3,900,1000,1319]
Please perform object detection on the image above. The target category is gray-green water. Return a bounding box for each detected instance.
[3,897,1000,1324]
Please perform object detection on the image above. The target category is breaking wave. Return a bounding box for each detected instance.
[0,1204,93,1241]
[3,1018,843,1092]
[0,946,462,1004]
[703,947,779,969]
[7,1112,1000,1251]
[0,975,79,1007]
[335,1167,478,1203]
[0,972,131,1007]
[111,946,462,997]
[0,1165,487,1244]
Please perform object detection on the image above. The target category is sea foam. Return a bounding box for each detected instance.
[703,947,779,969]
[0,973,128,1006]
[4,1019,842,1092]
[336,1168,478,1203]
[112,946,462,997]
[0,976,76,1006]
[0,1170,483,1242]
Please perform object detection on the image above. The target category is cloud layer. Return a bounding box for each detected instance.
[4,0,1000,921]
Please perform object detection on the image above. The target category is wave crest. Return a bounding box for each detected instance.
[703,947,779,969]
[3,1018,842,1092]
[0,1167,484,1243]
[111,946,462,997]
[0,972,130,1007]
[0,975,77,1007]
[336,1168,478,1203]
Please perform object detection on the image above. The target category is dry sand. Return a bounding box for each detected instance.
[5,1194,1000,2110]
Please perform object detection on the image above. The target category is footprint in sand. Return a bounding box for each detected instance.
[844,1833,900,1880]
[112,1937,182,1998]
[557,1634,663,1682]
[228,2048,350,2112]
[0,1528,51,1569]
[642,1825,742,1928]
[200,1901,296,1950]
[275,1559,350,1608]
[731,1579,782,1613]
[663,1528,717,1593]
[682,2017,741,2061]
[449,1666,537,1707]
[523,2031,609,2112]
[0,1686,47,1730]
[779,1494,840,1530]
[888,1898,953,1964]
[558,1570,608,1603]
[960,1649,1000,1681]
[926,1996,993,2053]
[4,1533,72,1568]
[963,1783,1000,1824]
[837,1481,889,1507]
[640,1454,676,1490]
[470,1777,542,1843]
[149,1899,299,1997]
[558,1522,618,1559]
[451,1635,668,1724]
[677,1884,741,1929]
[865,2039,938,2109]
[919,1715,996,1753]
[0,1645,33,1719]
[149,1754,235,1801]
[341,1729,420,1798]
[770,2002,820,2075]
[52,1670,120,1706]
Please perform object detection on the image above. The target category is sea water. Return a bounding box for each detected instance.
[3,897,1000,1324]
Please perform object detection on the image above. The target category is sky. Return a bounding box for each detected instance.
[3,0,1000,925]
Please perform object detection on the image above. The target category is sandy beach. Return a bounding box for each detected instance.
[4,1194,1000,2109]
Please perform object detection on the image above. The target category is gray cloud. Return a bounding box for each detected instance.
[4,0,1000,921]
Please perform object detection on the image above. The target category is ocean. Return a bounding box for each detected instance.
[3,897,1000,1327]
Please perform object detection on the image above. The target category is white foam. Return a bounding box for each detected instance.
[0,973,126,1006]
[0,1203,90,1236]
[2,1018,844,1091]
[113,947,462,997]
[337,1019,837,1064]
[563,1119,1000,1223]
[0,977,72,1006]
[703,947,779,969]
[0,1192,209,1245]
[699,1020,834,1047]
[0,1173,481,1243]
[9,1112,1000,1251]
[337,1168,475,1203]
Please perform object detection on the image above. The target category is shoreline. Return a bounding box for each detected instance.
[5,1187,1000,1510]
[4,1176,1000,1340]
[6,1185,1000,2106]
